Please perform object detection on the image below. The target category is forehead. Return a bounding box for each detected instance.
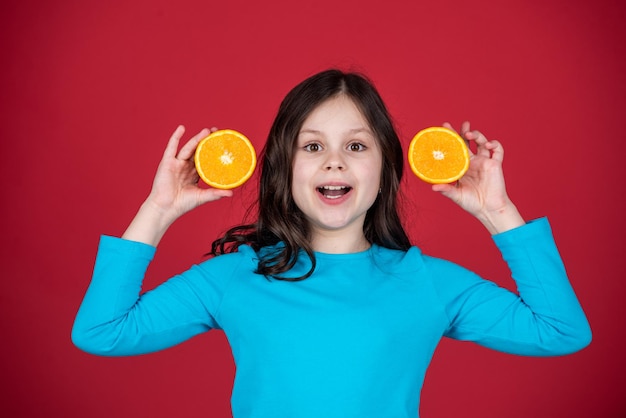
[300,95,373,134]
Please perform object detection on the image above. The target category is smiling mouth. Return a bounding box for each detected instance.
[317,185,352,199]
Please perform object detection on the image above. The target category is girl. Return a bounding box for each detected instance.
[72,69,591,417]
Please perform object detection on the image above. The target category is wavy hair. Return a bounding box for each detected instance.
[210,69,411,280]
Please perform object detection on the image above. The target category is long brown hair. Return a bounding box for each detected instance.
[210,69,411,280]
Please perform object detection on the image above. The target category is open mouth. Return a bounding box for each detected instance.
[317,185,352,199]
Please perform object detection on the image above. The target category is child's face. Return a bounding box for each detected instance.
[292,95,382,246]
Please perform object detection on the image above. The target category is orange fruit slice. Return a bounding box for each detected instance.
[194,129,257,189]
[408,127,470,184]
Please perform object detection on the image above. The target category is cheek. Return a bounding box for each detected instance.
[365,160,383,189]
[290,163,309,208]
[291,154,319,187]
[291,160,307,189]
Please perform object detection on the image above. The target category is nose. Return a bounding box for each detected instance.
[323,149,346,171]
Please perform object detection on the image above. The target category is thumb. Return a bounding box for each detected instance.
[431,183,460,201]
[200,188,234,203]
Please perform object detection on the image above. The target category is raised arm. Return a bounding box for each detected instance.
[429,122,590,354]
[72,126,233,355]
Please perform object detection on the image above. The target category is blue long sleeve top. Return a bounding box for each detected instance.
[72,218,591,417]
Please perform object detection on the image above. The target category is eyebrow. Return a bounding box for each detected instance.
[298,128,373,135]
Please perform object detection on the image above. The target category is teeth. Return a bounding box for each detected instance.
[321,185,347,190]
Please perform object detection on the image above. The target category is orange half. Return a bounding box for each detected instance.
[194,129,257,189]
[408,127,470,184]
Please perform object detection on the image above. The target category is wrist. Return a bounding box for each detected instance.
[141,197,180,228]
[476,200,526,235]
[121,199,178,246]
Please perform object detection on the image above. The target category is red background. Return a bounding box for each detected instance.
[2,0,625,417]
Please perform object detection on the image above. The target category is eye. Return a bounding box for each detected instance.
[303,143,322,152]
[348,142,366,152]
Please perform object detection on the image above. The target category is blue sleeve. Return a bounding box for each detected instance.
[71,236,231,356]
[430,218,591,356]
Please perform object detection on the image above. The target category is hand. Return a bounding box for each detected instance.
[122,126,233,246]
[145,125,233,221]
[431,121,525,234]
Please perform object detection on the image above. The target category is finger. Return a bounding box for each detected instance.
[442,122,457,133]
[163,125,186,159]
[460,121,471,138]
[198,188,234,204]
[465,130,488,144]
[465,130,492,158]
[486,139,504,162]
[444,121,473,154]
[431,182,461,203]
[177,128,210,161]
